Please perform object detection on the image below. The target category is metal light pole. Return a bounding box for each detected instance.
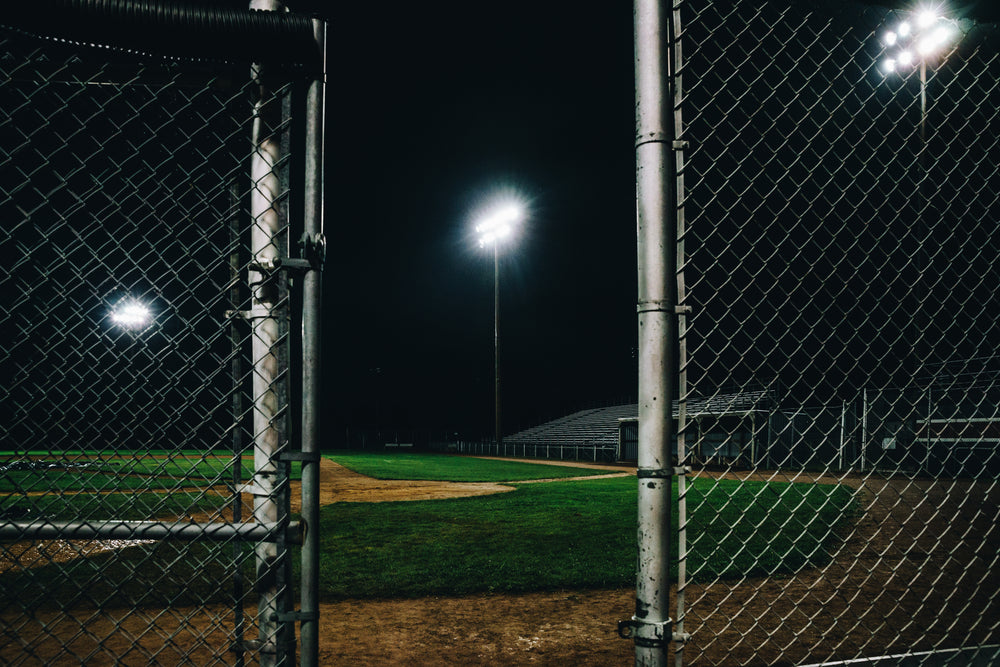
[881,8,958,471]
[475,202,524,450]
[494,242,501,448]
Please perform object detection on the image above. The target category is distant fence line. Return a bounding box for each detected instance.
[449,441,618,463]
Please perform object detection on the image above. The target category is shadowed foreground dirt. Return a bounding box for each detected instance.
[2,458,997,665]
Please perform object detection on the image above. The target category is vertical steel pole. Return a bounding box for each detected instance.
[495,243,502,448]
[633,0,678,663]
[300,17,326,667]
[249,2,286,664]
[229,179,247,667]
[670,2,689,664]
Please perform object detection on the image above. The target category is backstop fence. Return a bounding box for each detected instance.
[633,0,1000,664]
[0,5,324,665]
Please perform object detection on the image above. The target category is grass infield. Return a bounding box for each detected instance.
[325,451,614,482]
[1,453,857,607]
[316,472,856,599]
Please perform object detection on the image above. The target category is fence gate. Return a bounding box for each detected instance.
[655,0,1000,665]
[0,5,324,665]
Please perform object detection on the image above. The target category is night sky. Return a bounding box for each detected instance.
[287,0,1000,444]
[321,1,637,441]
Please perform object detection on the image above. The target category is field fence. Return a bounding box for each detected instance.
[665,0,1000,664]
[452,440,619,463]
[1,10,323,666]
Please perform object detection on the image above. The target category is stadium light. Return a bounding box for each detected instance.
[473,197,526,449]
[879,5,959,146]
[109,299,152,330]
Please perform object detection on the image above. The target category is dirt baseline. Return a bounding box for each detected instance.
[3,457,997,665]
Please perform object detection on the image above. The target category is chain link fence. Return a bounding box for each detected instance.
[671,0,1000,663]
[0,9,323,665]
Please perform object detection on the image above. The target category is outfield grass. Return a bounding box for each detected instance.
[316,475,856,599]
[326,451,614,482]
[0,491,231,522]
[0,454,301,493]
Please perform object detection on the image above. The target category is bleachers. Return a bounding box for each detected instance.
[505,404,638,448]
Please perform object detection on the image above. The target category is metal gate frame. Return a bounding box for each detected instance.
[0,4,325,665]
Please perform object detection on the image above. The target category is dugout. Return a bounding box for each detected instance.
[616,390,774,465]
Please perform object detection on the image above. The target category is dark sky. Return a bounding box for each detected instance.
[294,0,1000,443]
[320,1,638,440]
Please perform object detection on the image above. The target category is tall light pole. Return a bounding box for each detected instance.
[880,6,958,472]
[475,201,524,449]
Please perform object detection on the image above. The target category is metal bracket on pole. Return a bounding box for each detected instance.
[272,610,319,623]
[637,301,692,316]
[237,481,276,497]
[298,231,326,269]
[226,307,275,321]
[250,257,313,273]
[671,140,689,150]
[637,467,688,479]
[246,233,326,275]
[617,617,672,648]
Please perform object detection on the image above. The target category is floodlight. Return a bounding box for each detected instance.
[932,25,951,46]
[917,37,938,55]
[474,201,524,248]
[898,50,914,65]
[885,31,898,46]
[917,10,937,28]
[897,21,911,37]
[110,300,152,330]
[882,58,897,73]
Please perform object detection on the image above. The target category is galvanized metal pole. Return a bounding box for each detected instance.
[494,242,502,448]
[299,17,326,667]
[249,2,287,664]
[633,0,678,663]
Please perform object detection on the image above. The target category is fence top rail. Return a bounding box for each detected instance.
[3,2,323,66]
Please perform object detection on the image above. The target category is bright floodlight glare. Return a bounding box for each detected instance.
[897,21,911,37]
[932,25,951,46]
[916,36,937,55]
[898,50,914,65]
[917,10,938,28]
[475,202,524,247]
[882,58,897,73]
[885,31,898,46]
[110,300,152,329]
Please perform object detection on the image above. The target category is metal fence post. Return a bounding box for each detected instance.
[249,2,288,663]
[624,0,679,663]
[299,17,326,667]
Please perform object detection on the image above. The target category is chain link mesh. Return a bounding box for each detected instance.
[674,0,1000,663]
[0,28,305,665]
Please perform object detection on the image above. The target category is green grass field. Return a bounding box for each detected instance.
[0,452,301,494]
[1,452,858,607]
[325,451,614,482]
[318,454,857,599]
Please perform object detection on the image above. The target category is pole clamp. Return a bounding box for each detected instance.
[272,610,319,623]
[246,233,326,275]
[226,307,274,321]
[617,617,671,648]
[637,468,674,479]
[636,300,692,315]
[299,231,326,270]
